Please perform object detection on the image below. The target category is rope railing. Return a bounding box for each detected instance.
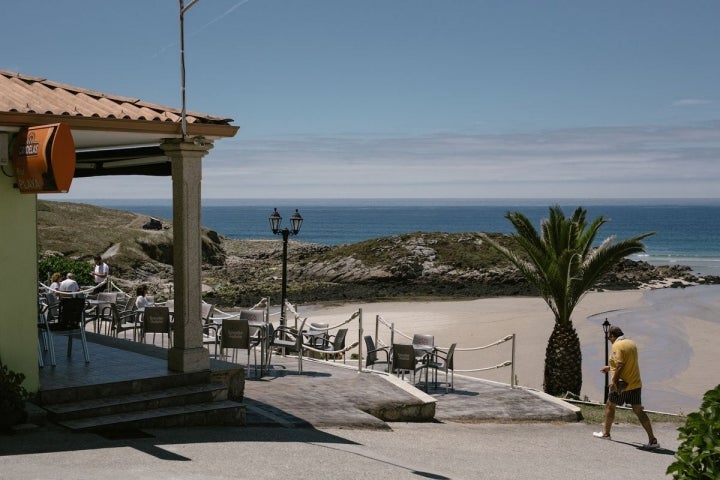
[279,303,516,385]
[294,314,363,373]
[282,300,301,328]
[452,334,514,352]
[303,310,360,332]
[271,300,366,372]
[251,297,268,310]
[107,279,128,296]
[211,297,269,321]
[373,314,517,388]
[39,278,110,297]
[285,300,299,317]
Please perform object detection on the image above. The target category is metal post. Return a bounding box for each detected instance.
[279,228,289,328]
[357,308,363,373]
[603,318,611,403]
[375,315,380,350]
[510,333,516,388]
[178,0,199,139]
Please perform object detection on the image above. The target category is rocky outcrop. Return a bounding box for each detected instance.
[37,201,720,307]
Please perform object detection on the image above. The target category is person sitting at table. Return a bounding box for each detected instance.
[58,272,80,297]
[48,272,62,299]
[135,284,150,309]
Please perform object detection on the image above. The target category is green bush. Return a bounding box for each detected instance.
[667,384,720,479]
[0,362,29,431]
[38,254,93,286]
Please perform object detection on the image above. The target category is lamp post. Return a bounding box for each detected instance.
[269,208,303,328]
[602,318,611,403]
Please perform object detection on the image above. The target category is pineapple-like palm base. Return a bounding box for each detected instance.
[544,322,582,397]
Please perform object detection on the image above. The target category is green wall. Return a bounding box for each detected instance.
[0,167,39,391]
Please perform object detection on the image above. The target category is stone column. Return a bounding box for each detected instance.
[161,138,213,372]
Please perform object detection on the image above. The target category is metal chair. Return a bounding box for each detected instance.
[37,299,56,367]
[364,335,390,371]
[391,343,423,385]
[141,306,172,348]
[239,310,265,343]
[107,303,141,341]
[88,292,118,334]
[315,328,348,362]
[412,333,435,352]
[238,310,268,371]
[305,322,330,349]
[50,298,90,362]
[219,319,261,377]
[200,303,220,355]
[267,323,302,358]
[425,343,456,392]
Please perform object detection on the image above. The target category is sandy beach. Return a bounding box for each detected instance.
[298,284,720,415]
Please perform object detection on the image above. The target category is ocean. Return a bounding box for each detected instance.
[86,198,720,276]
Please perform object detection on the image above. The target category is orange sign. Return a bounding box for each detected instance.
[12,123,76,193]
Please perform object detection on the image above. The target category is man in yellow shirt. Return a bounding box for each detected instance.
[593,325,659,449]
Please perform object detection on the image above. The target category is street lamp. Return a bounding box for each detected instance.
[602,318,611,403]
[269,208,303,328]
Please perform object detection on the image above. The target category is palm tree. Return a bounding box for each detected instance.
[481,206,653,397]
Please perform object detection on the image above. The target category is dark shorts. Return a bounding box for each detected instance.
[609,387,642,406]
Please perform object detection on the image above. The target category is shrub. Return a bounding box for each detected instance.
[38,254,93,286]
[667,384,720,479]
[0,362,29,431]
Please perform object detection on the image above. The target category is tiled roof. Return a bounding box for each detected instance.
[0,69,233,125]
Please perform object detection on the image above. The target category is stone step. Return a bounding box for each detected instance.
[44,382,229,421]
[37,370,212,405]
[57,400,246,431]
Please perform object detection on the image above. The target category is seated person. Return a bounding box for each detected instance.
[58,273,80,297]
[135,284,151,310]
[48,272,62,299]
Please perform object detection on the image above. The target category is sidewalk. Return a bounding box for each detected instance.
[241,355,579,428]
[37,334,579,429]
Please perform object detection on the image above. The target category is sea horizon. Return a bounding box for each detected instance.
[44,197,720,276]
[52,196,720,207]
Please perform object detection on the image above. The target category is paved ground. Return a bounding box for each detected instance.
[38,334,579,428]
[241,355,578,428]
[0,421,680,479]
[13,335,680,479]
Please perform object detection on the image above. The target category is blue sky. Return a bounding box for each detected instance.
[4,0,720,199]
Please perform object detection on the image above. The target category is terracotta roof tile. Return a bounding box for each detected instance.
[0,69,233,125]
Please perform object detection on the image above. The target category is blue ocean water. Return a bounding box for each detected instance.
[87,198,720,275]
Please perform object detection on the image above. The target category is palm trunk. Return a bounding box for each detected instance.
[543,321,582,397]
